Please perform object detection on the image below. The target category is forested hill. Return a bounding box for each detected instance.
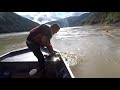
[46,12,120,27]
[0,12,39,34]
[45,13,91,27]
[0,12,119,34]
[81,12,120,25]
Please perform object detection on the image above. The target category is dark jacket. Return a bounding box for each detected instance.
[27,24,53,45]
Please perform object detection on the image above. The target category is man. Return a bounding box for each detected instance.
[26,23,60,70]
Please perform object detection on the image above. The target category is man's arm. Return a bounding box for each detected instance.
[41,36,55,56]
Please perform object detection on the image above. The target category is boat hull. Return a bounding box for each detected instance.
[0,48,74,78]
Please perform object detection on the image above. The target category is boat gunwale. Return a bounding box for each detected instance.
[0,48,75,78]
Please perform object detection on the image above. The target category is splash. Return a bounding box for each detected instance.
[61,48,86,66]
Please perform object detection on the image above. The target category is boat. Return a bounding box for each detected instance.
[0,47,74,78]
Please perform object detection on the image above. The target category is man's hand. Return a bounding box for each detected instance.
[49,50,59,57]
[53,50,58,54]
[41,36,54,54]
[49,51,56,57]
[41,36,59,58]
[45,51,55,60]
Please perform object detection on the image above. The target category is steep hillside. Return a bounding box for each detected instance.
[0,12,39,34]
[81,12,120,25]
[45,12,120,27]
[45,13,91,27]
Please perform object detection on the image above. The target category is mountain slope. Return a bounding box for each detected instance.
[81,12,120,25]
[45,12,120,27]
[0,12,39,34]
[45,13,91,27]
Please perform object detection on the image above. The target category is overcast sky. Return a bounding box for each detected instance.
[15,12,88,24]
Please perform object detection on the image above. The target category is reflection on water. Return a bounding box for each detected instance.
[51,26,120,78]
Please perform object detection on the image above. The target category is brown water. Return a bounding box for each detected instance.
[0,25,120,78]
[0,32,29,55]
[51,25,120,78]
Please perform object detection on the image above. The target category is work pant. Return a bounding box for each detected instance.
[26,40,45,68]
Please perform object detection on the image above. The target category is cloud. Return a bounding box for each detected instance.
[37,13,61,23]
[69,12,84,16]
[22,15,34,20]
[15,12,87,24]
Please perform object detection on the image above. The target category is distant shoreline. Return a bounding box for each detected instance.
[0,31,29,38]
[0,24,120,35]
